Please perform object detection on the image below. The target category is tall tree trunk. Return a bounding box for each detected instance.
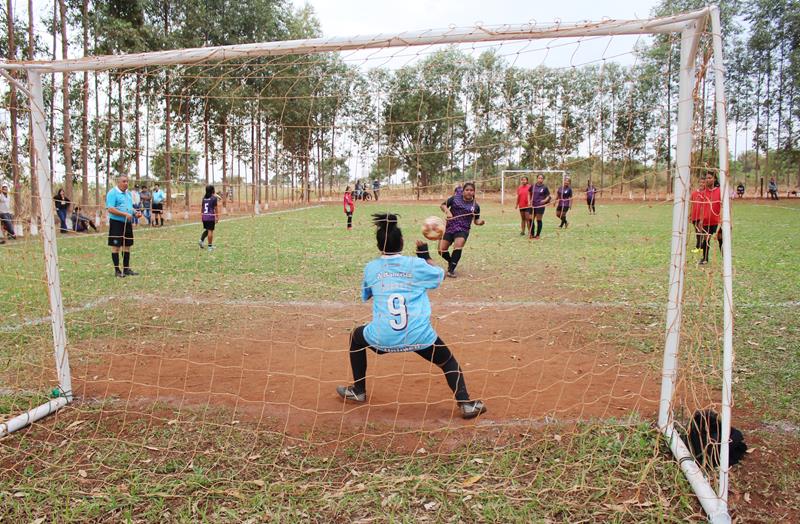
[27,0,38,217]
[49,0,56,185]
[203,101,209,184]
[221,116,228,207]
[93,19,100,205]
[253,113,259,205]
[264,118,269,206]
[117,73,124,174]
[106,73,112,192]
[6,0,21,213]
[58,0,75,199]
[165,86,172,206]
[80,0,89,205]
[135,73,141,182]
[184,101,190,210]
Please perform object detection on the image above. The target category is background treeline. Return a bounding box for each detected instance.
[0,0,798,213]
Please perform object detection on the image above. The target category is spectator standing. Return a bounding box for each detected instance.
[0,183,16,242]
[54,188,71,233]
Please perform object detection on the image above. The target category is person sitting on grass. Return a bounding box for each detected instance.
[71,206,98,233]
[336,213,487,419]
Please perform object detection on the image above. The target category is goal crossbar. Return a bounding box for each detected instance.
[0,10,711,74]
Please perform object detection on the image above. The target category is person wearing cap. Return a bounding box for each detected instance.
[0,183,16,242]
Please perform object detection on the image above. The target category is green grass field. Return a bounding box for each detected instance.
[1,198,799,521]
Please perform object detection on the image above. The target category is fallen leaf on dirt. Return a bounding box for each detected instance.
[248,454,262,461]
[249,480,265,488]
[744,492,751,503]
[461,475,482,488]
[603,503,626,512]
[167,419,179,425]
[423,501,438,511]
[144,445,160,451]
[78,470,88,478]
[65,420,86,431]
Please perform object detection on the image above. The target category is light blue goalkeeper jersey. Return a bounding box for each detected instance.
[362,254,444,352]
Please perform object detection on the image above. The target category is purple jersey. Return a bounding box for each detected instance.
[444,193,480,234]
[557,186,573,207]
[587,186,597,200]
[529,184,550,208]
[201,196,218,221]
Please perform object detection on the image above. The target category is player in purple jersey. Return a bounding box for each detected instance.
[199,185,219,251]
[336,213,487,419]
[555,177,573,228]
[586,181,597,214]
[438,181,485,278]
[528,174,552,239]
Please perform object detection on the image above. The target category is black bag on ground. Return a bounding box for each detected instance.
[687,410,748,468]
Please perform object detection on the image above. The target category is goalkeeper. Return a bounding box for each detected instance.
[336,213,487,419]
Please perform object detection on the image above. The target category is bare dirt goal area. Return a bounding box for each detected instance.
[72,291,661,440]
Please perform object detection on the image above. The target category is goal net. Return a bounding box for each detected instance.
[0,7,735,521]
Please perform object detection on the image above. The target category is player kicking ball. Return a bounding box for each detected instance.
[336,213,487,419]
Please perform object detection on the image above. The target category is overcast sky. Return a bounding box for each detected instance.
[292,0,662,36]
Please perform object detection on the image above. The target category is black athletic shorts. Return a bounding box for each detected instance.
[152,202,164,214]
[533,206,546,216]
[202,219,216,231]
[108,219,134,247]
[556,205,570,212]
[443,230,469,243]
[519,207,532,216]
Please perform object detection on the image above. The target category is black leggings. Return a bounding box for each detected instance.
[347,325,469,402]
[701,224,721,262]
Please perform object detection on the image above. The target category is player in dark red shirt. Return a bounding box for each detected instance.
[343,186,355,230]
[515,176,532,236]
[438,181,485,278]
[697,173,722,265]
[199,185,219,251]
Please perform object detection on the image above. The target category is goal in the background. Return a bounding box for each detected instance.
[0,6,734,522]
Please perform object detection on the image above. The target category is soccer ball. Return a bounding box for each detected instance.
[421,216,445,241]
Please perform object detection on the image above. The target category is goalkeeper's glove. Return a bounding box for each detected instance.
[416,243,431,260]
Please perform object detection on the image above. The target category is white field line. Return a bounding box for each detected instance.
[2,294,798,332]
[0,204,323,249]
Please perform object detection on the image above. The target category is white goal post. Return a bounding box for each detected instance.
[0,7,734,522]
[500,170,566,206]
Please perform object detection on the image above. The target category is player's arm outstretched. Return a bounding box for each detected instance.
[415,240,438,267]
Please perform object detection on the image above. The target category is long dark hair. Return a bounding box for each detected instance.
[204,185,215,199]
[372,213,403,254]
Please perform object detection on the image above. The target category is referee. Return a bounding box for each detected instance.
[106,175,141,277]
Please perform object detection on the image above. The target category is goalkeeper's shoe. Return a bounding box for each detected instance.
[336,385,366,403]
[459,400,487,419]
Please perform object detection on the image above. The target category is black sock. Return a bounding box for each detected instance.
[449,248,462,272]
[349,326,369,395]
[560,216,566,227]
[112,253,120,272]
[439,250,451,263]
[122,251,130,269]
[201,230,208,242]
[536,220,543,236]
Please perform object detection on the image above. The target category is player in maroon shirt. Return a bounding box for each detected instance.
[515,176,532,236]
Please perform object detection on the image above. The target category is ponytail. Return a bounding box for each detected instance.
[372,213,403,253]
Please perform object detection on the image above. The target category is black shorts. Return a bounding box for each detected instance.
[519,207,532,216]
[202,219,216,231]
[533,206,546,216]
[442,230,469,243]
[556,205,570,213]
[108,219,134,247]
[152,203,163,214]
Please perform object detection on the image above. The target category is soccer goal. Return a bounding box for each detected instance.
[0,6,735,521]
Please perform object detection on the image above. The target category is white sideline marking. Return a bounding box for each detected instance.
[0,204,323,249]
[2,295,798,332]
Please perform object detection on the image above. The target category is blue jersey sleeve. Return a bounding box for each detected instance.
[361,268,373,302]
[414,258,444,289]
[105,190,116,210]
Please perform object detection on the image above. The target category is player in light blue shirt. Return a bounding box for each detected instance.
[151,184,166,227]
[336,213,487,419]
[106,175,141,277]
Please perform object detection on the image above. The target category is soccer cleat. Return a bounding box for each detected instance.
[519,231,525,236]
[199,240,205,249]
[336,385,366,403]
[115,270,125,278]
[698,260,708,266]
[208,245,215,252]
[459,400,487,419]
[123,269,139,276]
[447,270,457,278]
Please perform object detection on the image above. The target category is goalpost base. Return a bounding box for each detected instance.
[0,396,70,438]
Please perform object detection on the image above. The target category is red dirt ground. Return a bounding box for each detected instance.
[73,297,662,438]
